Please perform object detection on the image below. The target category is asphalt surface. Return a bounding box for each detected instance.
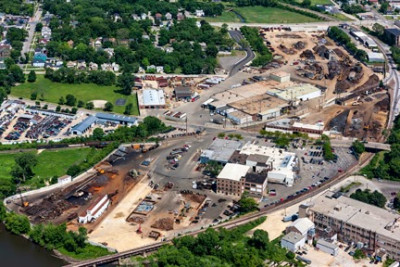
[228,30,255,76]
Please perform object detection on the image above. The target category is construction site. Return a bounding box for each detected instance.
[256,29,389,141]
[10,143,159,232]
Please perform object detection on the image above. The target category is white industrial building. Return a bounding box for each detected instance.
[281,232,306,252]
[350,30,378,49]
[78,195,110,224]
[57,175,72,185]
[367,52,385,63]
[270,71,291,83]
[138,89,166,109]
[316,239,339,256]
[267,84,321,104]
[239,143,298,186]
[286,218,315,237]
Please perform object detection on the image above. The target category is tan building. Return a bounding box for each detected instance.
[270,71,291,83]
[300,191,400,261]
[216,163,268,197]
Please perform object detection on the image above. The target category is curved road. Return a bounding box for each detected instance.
[228,30,255,76]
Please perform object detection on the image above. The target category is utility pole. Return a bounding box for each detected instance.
[185,116,188,134]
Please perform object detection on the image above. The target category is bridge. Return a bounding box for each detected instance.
[330,140,390,152]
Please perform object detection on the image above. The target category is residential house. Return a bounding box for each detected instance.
[0,44,11,60]
[165,12,172,20]
[195,10,205,17]
[177,12,185,21]
[89,62,98,71]
[32,53,47,67]
[77,61,86,70]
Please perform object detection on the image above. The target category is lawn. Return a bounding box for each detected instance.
[58,244,111,260]
[294,0,333,5]
[204,11,242,23]
[206,7,321,24]
[0,148,91,184]
[12,75,139,115]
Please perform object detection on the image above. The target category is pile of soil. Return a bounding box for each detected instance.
[151,218,174,231]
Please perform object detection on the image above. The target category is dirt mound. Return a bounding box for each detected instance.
[293,41,306,50]
[335,80,352,94]
[333,48,345,58]
[151,218,174,231]
[328,110,350,133]
[313,45,329,59]
[300,49,315,60]
[375,97,389,112]
[327,60,341,79]
[183,193,206,203]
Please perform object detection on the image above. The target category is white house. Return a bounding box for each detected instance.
[195,10,205,17]
[78,195,110,224]
[281,232,306,252]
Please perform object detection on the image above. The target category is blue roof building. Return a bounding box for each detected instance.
[71,116,97,135]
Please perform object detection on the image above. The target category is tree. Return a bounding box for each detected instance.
[0,88,6,105]
[58,96,65,105]
[4,212,30,235]
[353,249,365,259]
[248,229,269,250]
[218,132,226,138]
[350,189,387,208]
[77,100,84,108]
[117,72,134,95]
[30,92,37,100]
[124,103,133,115]
[238,192,258,214]
[301,0,311,7]
[66,165,81,177]
[10,153,38,183]
[352,140,365,155]
[27,70,36,83]
[35,22,43,32]
[92,128,104,140]
[204,161,222,177]
[9,65,25,83]
[65,94,77,106]
[379,2,389,14]
[56,105,61,112]
[104,102,113,111]
[86,102,94,110]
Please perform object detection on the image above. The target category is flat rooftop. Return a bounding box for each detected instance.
[228,94,288,116]
[271,71,290,78]
[310,191,400,241]
[217,163,250,182]
[201,139,242,163]
[268,83,321,101]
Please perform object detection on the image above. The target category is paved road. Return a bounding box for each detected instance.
[22,7,41,57]
[228,30,255,76]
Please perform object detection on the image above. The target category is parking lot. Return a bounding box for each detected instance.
[263,145,358,207]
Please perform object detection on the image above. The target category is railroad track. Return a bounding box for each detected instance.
[66,153,373,267]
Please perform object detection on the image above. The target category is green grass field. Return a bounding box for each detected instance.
[0,148,91,184]
[12,75,139,115]
[294,0,333,5]
[206,7,321,24]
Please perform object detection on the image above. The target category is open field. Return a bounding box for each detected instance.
[204,11,242,23]
[11,75,139,115]
[205,7,321,24]
[0,148,91,183]
[294,0,333,5]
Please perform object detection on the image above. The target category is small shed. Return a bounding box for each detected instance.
[316,239,339,256]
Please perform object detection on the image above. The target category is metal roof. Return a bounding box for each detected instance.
[386,28,400,36]
[140,89,165,106]
[72,115,97,133]
[96,113,138,123]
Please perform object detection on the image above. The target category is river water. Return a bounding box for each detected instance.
[0,224,66,267]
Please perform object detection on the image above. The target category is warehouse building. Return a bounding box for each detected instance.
[299,191,400,261]
[200,139,242,165]
[239,143,298,187]
[270,71,291,83]
[316,239,339,256]
[95,113,138,126]
[174,86,193,100]
[71,116,97,135]
[385,28,400,47]
[281,232,306,252]
[367,52,385,63]
[350,30,378,49]
[78,195,110,224]
[267,84,321,104]
[138,89,166,109]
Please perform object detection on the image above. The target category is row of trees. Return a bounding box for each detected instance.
[143,217,300,267]
[44,68,116,86]
[240,26,273,67]
[0,203,109,258]
[328,27,368,62]
[350,188,387,208]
